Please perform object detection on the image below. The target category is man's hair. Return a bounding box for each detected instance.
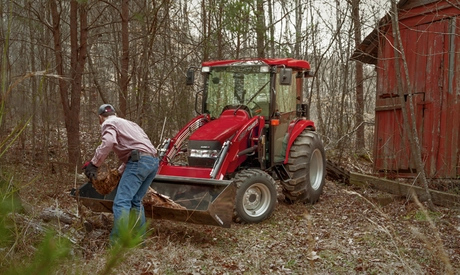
[98,104,116,117]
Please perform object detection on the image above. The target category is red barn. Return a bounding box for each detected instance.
[353,0,460,178]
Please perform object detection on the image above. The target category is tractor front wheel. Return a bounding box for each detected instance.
[233,169,277,223]
[281,130,326,203]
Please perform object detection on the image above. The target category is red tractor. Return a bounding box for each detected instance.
[74,58,326,227]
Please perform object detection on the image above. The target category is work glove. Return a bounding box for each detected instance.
[83,161,98,180]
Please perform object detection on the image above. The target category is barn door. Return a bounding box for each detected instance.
[374,19,447,176]
[373,93,426,175]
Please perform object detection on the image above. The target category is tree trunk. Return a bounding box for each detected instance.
[216,1,224,59]
[50,0,87,170]
[201,0,209,61]
[27,1,38,157]
[351,0,365,154]
[267,0,274,57]
[119,0,129,117]
[294,0,302,58]
[255,0,265,58]
[390,0,436,211]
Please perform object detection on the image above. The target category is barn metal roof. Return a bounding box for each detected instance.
[351,0,441,64]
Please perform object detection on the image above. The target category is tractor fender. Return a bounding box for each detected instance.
[282,119,316,164]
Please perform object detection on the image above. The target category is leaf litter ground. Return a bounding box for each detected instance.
[14,167,460,274]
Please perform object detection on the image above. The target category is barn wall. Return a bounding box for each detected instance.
[373,1,460,178]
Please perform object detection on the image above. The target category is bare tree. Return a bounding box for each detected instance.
[267,0,275,57]
[50,0,88,169]
[119,0,129,117]
[201,0,209,61]
[294,0,303,57]
[255,0,265,58]
[350,0,366,154]
[389,0,435,211]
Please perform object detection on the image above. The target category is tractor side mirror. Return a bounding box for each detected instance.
[304,70,315,78]
[195,89,203,115]
[279,68,292,85]
[296,103,309,118]
[186,68,195,85]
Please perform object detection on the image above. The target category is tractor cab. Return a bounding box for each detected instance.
[187,59,313,169]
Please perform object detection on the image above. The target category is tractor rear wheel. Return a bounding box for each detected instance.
[281,130,326,203]
[233,169,277,223]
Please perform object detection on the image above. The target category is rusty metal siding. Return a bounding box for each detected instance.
[374,5,460,178]
[439,17,460,177]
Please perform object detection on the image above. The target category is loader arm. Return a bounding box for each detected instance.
[160,113,210,165]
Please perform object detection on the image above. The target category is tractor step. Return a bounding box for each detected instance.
[273,164,291,182]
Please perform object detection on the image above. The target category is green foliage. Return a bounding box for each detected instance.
[4,231,72,275]
[1,172,70,275]
[133,12,145,23]
[0,171,22,248]
[100,210,150,275]
[414,210,441,222]
[114,209,150,247]
[0,117,32,159]
[403,209,441,222]
[285,259,296,268]
[223,1,251,33]
[0,168,148,275]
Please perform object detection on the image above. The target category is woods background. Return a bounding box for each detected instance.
[2,1,460,274]
[0,0,386,169]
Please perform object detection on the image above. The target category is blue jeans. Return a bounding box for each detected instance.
[110,155,159,245]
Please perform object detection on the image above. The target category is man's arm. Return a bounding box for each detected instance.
[90,127,117,167]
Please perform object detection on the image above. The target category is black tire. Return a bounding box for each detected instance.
[281,130,326,203]
[233,169,277,223]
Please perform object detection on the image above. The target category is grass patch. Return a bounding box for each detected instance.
[404,210,441,222]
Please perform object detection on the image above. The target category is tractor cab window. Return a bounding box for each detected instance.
[273,69,298,162]
[275,72,297,113]
[205,66,270,118]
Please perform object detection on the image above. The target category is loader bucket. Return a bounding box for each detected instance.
[71,176,236,228]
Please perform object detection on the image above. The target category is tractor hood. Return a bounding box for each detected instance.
[189,109,251,144]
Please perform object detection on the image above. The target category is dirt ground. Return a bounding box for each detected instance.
[13,166,460,275]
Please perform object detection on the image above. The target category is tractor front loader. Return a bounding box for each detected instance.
[73,58,326,228]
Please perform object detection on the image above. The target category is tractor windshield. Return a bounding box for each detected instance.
[205,65,271,118]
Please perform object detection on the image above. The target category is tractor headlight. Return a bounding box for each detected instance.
[189,149,219,158]
[187,140,222,167]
